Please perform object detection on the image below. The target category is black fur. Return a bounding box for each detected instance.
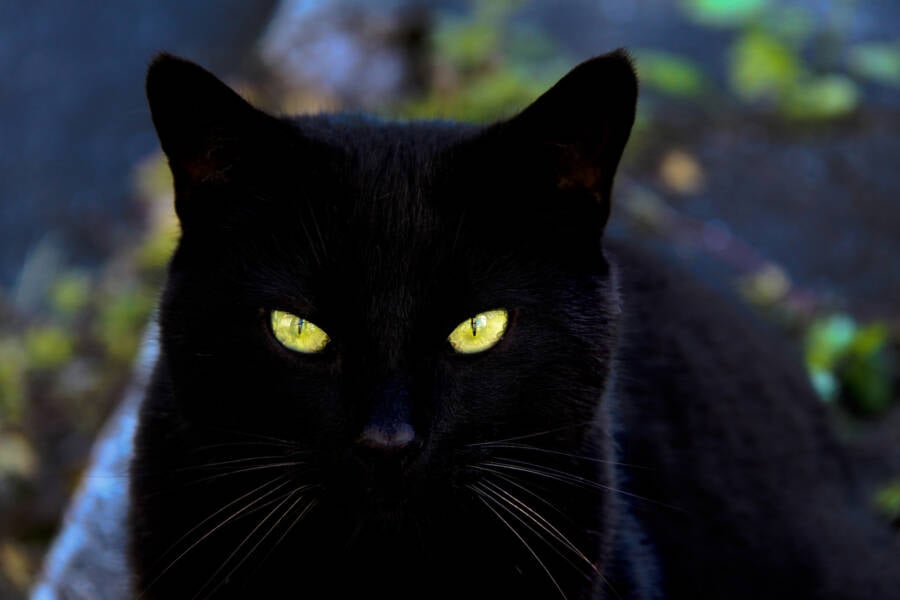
[129,51,898,599]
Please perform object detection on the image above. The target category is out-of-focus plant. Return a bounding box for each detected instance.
[23,325,74,371]
[728,28,860,120]
[681,0,769,27]
[675,0,899,120]
[0,339,26,425]
[631,50,708,99]
[0,150,175,593]
[397,0,567,122]
[849,42,900,87]
[806,315,894,416]
[95,287,156,363]
[875,479,900,526]
[48,272,91,317]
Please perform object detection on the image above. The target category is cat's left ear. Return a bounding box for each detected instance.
[491,50,638,227]
[146,53,278,186]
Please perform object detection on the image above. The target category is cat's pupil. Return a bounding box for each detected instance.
[297,319,305,335]
[470,317,478,336]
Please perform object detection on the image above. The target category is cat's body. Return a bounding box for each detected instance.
[607,242,898,599]
[129,52,898,599]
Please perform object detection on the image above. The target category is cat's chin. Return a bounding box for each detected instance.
[320,456,421,517]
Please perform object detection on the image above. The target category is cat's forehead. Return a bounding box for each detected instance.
[283,115,481,254]
[255,117,483,292]
[292,114,478,189]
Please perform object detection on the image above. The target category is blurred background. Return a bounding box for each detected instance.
[0,0,898,596]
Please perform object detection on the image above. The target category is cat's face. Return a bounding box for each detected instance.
[138,51,636,597]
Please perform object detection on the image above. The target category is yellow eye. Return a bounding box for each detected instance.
[448,309,508,354]
[270,310,330,354]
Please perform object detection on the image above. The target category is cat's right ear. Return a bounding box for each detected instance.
[146,53,273,187]
[482,50,638,233]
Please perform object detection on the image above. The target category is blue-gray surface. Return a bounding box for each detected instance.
[32,329,156,600]
[0,0,277,288]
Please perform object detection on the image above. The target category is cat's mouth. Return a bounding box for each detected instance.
[321,443,445,517]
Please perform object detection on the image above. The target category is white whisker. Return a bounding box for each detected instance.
[138,478,292,599]
[481,480,596,572]
[187,461,309,487]
[192,486,303,599]
[467,421,596,448]
[469,484,568,599]
[176,455,302,473]
[484,459,682,512]
[478,442,647,469]
[201,487,313,599]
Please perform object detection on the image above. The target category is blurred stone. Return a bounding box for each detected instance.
[0,542,33,593]
[658,148,705,195]
[32,327,157,600]
[739,263,791,306]
[0,433,37,480]
[259,0,432,110]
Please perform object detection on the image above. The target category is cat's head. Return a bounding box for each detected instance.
[143,50,636,595]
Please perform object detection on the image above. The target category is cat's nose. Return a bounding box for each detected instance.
[357,422,417,454]
[356,378,418,456]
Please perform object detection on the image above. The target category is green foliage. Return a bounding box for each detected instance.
[24,325,74,371]
[134,227,178,273]
[0,340,26,425]
[632,50,707,98]
[681,0,768,28]
[49,271,91,316]
[433,18,499,72]
[805,315,894,415]
[676,1,876,121]
[133,153,178,274]
[0,143,173,581]
[874,480,900,524]
[758,6,814,45]
[780,74,860,120]
[402,64,556,122]
[730,30,801,101]
[95,286,156,363]
[396,0,565,122]
[848,42,900,87]
[729,30,860,120]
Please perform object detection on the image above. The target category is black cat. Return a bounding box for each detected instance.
[129,51,898,599]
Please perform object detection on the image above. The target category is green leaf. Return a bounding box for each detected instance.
[805,314,856,371]
[434,19,500,70]
[135,227,178,272]
[95,287,155,362]
[806,316,894,416]
[848,323,889,358]
[842,322,893,416]
[49,271,91,316]
[681,0,768,27]
[875,480,900,523]
[848,42,900,87]
[782,75,859,120]
[809,369,837,403]
[473,0,523,24]
[730,31,801,101]
[633,50,707,98]
[760,7,814,45]
[398,65,558,122]
[24,325,74,370]
[0,340,26,424]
